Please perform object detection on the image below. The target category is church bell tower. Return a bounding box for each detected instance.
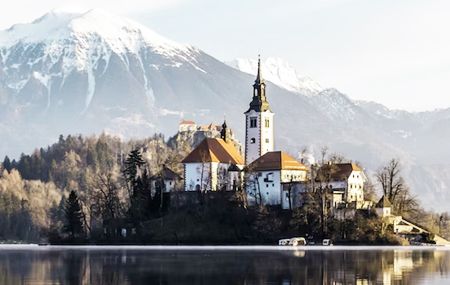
[244,56,274,164]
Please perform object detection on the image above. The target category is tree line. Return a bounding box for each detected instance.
[0,133,449,244]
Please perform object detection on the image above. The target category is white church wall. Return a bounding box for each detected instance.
[245,110,261,164]
[259,111,274,155]
[280,169,307,183]
[246,170,282,206]
[184,162,213,191]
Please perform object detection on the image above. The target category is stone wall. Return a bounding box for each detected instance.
[169,191,235,209]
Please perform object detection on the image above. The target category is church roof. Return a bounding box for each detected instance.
[317,163,362,181]
[182,138,244,165]
[247,151,307,171]
[150,166,182,180]
[375,195,392,208]
[180,120,195,125]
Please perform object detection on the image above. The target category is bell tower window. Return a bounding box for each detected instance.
[265,118,270,128]
[250,117,257,128]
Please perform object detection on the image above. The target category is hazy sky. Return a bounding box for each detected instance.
[1,0,449,111]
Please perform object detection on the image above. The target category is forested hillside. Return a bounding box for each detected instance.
[0,133,190,242]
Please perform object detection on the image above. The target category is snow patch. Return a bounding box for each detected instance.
[32,71,50,86]
[226,57,322,94]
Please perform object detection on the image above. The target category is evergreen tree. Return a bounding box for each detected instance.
[2,156,12,172]
[123,149,151,223]
[63,190,85,241]
[123,149,146,185]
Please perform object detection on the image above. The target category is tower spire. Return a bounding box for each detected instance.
[243,54,274,164]
[246,55,270,113]
[255,54,262,84]
[221,119,229,142]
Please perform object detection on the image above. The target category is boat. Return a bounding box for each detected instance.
[278,237,307,246]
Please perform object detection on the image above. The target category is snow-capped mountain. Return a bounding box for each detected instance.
[0,9,203,115]
[1,10,450,211]
[226,57,322,94]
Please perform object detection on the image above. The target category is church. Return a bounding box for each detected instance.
[182,56,308,207]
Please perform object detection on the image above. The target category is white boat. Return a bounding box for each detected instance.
[289,237,306,246]
[278,239,291,246]
[278,237,306,246]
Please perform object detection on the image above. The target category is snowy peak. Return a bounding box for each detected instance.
[226,57,322,94]
[0,9,191,54]
[0,9,204,115]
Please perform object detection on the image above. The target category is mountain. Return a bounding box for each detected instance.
[226,57,322,95]
[1,10,450,211]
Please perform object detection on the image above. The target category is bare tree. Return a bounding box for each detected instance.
[199,150,211,192]
[91,172,123,221]
[286,177,294,211]
[376,158,418,215]
[244,163,263,207]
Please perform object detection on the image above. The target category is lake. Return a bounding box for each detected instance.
[0,245,449,284]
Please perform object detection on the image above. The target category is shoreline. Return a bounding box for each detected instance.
[0,244,448,251]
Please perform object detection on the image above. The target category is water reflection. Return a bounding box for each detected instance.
[0,247,449,285]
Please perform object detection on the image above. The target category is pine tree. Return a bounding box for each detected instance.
[123,149,151,223]
[2,156,11,172]
[123,149,146,185]
[64,190,85,241]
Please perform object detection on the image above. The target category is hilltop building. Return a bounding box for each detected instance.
[175,119,241,153]
[178,120,197,132]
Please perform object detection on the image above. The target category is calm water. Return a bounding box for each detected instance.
[0,246,450,285]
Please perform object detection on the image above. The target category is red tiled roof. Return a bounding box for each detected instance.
[247,151,307,171]
[182,138,244,164]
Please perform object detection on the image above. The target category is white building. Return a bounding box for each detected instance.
[246,151,308,209]
[178,120,197,133]
[244,56,274,164]
[150,165,182,193]
[182,133,244,192]
[375,195,392,218]
[316,163,367,209]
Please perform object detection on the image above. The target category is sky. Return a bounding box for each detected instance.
[1,0,449,111]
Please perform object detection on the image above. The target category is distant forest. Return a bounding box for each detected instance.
[0,133,449,245]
